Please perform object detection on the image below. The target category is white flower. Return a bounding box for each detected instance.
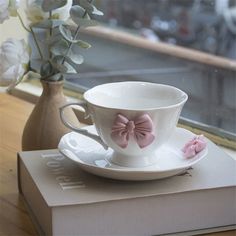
[0,0,9,23]
[0,38,30,89]
[8,0,20,16]
[26,0,72,23]
[0,0,20,23]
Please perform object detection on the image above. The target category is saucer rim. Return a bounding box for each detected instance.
[58,127,208,174]
[59,149,208,174]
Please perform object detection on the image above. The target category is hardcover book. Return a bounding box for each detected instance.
[18,140,236,235]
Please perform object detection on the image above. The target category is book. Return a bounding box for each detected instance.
[18,140,236,236]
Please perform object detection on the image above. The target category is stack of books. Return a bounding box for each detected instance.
[18,138,236,235]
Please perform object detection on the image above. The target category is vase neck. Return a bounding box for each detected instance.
[41,80,64,96]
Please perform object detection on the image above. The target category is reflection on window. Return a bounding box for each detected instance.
[97,0,236,58]
[68,0,236,140]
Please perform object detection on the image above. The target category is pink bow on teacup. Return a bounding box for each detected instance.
[182,134,207,158]
[111,113,155,149]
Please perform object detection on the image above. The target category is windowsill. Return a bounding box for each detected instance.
[8,81,236,161]
[11,80,83,103]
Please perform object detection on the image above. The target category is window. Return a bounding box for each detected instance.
[65,0,236,144]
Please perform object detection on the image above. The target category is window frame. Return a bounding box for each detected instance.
[63,26,236,148]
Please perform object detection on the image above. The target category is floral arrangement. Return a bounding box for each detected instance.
[0,0,103,90]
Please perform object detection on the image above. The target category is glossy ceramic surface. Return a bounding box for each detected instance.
[58,126,208,181]
[60,82,188,167]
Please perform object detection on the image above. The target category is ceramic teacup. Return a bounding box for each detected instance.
[60,82,188,167]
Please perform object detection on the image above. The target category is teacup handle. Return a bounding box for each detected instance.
[59,102,109,150]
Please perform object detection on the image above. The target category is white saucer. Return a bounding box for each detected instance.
[58,126,208,181]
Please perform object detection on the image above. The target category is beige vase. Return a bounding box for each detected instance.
[22,79,79,151]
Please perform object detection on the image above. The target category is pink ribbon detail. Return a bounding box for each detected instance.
[182,135,207,158]
[111,113,155,149]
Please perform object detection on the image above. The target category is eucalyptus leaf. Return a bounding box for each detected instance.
[40,61,53,77]
[70,7,95,26]
[78,0,93,12]
[31,0,101,80]
[63,50,84,65]
[70,5,86,20]
[77,0,103,16]
[31,19,64,29]
[52,55,63,63]
[71,18,98,27]
[84,13,91,19]
[51,55,80,72]
[47,73,63,81]
[64,56,81,72]
[51,40,85,65]
[75,40,91,49]
[91,5,104,16]
[42,0,67,12]
[50,40,69,55]
[51,56,68,73]
[64,62,77,73]
[69,54,84,64]
[59,25,79,43]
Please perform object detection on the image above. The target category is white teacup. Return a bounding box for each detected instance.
[60,82,188,167]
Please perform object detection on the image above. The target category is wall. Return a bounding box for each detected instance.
[0,0,27,44]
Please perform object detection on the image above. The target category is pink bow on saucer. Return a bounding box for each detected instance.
[182,134,207,158]
[111,113,155,149]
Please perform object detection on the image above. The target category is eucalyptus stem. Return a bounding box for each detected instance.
[49,11,53,59]
[17,12,31,33]
[30,26,44,60]
[61,0,93,65]
[61,26,80,64]
[17,12,43,62]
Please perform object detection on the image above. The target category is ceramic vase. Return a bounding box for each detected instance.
[22,79,78,151]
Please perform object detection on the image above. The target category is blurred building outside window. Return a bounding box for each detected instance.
[65,0,236,145]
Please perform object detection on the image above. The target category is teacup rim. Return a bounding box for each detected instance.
[84,82,188,111]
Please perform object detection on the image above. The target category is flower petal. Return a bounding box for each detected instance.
[0,64,24,87]
[26,0,72,23]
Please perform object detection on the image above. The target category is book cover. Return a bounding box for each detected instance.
[18,139,236,236]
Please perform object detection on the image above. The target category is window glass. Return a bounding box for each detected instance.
[67,0,236,138]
